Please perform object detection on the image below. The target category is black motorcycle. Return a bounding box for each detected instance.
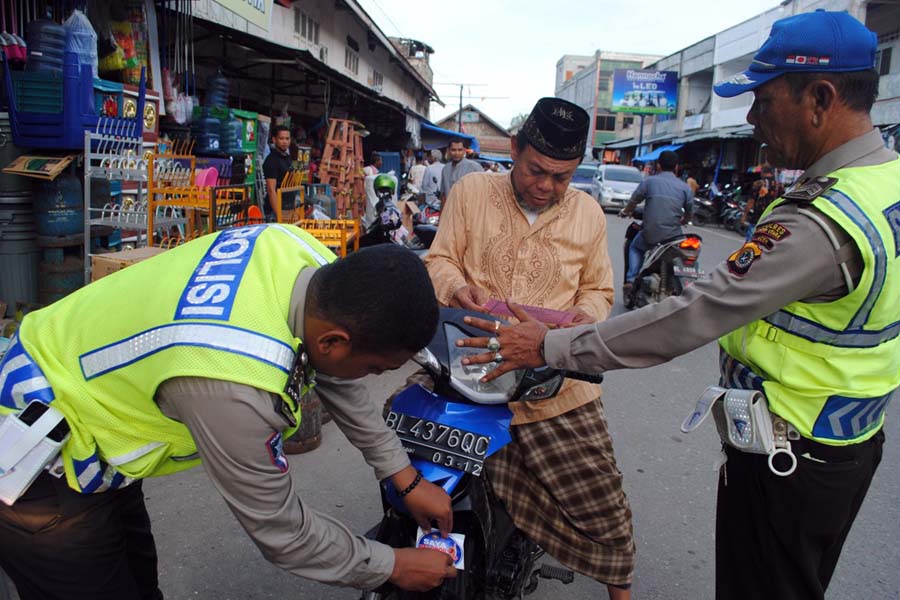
[623,222,703,308]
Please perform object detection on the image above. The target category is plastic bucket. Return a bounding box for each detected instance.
[0,194,39,313]
[0,114,29,194]
[37,255,83,305]
[33,175,83,237]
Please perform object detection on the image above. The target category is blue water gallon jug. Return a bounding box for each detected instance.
[33,174,84,237]
[26,19,66,73]
[192,107,221,154]
[220,111,243,154]
[206,69,230,108]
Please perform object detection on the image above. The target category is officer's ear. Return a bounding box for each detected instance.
[313,328,352,361]
[808,79,838,127]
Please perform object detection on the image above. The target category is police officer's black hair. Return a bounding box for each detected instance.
[307,245,439,354]
[658,150,679,171]
[784,69,880,113]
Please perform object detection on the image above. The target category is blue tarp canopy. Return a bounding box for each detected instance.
[478,154,513,166]
[420,122,480,153]
[633,143,684,163]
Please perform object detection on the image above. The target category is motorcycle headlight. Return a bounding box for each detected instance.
[427,215,440,226]
[444,324,522,404]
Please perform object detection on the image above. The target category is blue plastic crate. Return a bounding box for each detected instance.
[3,52,145,149]
[10,70,63,113]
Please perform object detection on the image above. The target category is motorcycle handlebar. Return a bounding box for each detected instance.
[561,370,604,384]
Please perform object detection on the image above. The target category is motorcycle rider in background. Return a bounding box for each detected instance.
[741,164,784,241]
[619,151,694,294]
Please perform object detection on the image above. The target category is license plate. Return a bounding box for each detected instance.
[673,265,700,278]
[385,411,491,476]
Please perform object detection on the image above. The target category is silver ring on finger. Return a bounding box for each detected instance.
[493,352,504,363]
[487,336,501,352]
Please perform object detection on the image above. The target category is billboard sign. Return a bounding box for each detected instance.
[611,69,678,115]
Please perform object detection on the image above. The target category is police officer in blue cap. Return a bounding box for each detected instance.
[454,10,899,599]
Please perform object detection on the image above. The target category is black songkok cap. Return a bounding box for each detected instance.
[519,97,589,160]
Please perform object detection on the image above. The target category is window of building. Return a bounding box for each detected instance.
[345,47,359,74]
[294,9,320,44]
[319,46,328,64]
[876,46,892,76]
[595,114,616,131]
[371,70,384,89]
[623,116,634,128]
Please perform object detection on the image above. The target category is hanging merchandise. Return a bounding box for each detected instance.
[63,10,98,79]
[1,1,27,65]
[25,15,65,73]
[206,68,229,108]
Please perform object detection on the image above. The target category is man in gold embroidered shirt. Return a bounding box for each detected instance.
[424,97,634,598]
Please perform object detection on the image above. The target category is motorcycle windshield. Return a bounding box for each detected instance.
[445,322,522,404]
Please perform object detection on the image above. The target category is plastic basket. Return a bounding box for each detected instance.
[10,70,64,114]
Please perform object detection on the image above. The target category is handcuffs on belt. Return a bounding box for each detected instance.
[681,386,800,477]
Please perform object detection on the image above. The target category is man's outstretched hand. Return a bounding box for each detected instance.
[449,285,490,312]
[392,466,452,536]
[456,301,549,382]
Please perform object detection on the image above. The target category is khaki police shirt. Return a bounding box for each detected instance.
[154,267,409,590]
[544,130,897,374]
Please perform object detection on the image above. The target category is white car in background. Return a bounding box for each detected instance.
[591,164,643,211]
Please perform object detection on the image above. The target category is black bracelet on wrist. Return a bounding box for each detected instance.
[397,470,423,498]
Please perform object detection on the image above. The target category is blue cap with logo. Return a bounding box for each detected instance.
[714,10,877,98]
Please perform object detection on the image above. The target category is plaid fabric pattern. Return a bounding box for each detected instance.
[486,398,635,586]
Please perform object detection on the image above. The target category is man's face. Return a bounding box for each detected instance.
[273,130,291,153]
[509,140,581,212]
[447,142,467,164]
[311,347,412,380]
[746,77,815,170]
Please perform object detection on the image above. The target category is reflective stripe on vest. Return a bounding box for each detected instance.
[812,391,894,440]
[0,337,55,409]
[762,189,893,348]
[79,323,296,380]
[74,450,135,494]
[720,351,893,440]
[762,310,900,348]
[271,224,331,266]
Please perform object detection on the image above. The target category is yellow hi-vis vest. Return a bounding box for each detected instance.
[720,158,900,445]
[0,224,335,493]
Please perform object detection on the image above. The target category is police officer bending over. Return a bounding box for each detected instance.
[456,11,896,600]
[0,228,455,599]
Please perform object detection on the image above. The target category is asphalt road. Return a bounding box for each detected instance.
[8,215,894,600]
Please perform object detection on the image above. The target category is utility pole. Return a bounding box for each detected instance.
[434,82,488,132]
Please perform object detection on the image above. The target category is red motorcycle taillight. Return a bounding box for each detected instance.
[679,237,702,250]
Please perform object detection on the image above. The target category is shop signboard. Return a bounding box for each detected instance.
[212,0,274,32]
[611,69,678,115]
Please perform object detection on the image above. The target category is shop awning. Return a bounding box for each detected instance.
[603,137,637,149]
[420,122,481,153]
[633,144,684,163]
[674,125,754,144]
[479,154,513,166]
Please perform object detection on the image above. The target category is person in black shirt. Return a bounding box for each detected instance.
[262,125,295,221]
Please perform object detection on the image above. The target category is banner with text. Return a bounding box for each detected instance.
[213,0,273,32]
[611,69,678,115]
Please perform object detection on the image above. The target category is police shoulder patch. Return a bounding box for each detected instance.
[266,432,289,473]
[727,241,763,276]
[754,222,791,241]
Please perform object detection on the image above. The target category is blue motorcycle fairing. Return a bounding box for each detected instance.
[392,385,513,456]
[385,384,513,509]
